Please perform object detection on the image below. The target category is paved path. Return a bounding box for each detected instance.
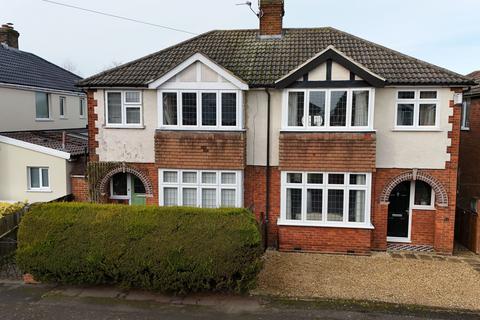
[0,282,478,320]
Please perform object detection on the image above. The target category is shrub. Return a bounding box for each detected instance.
[16,203,263,294]
[0,202,26,218]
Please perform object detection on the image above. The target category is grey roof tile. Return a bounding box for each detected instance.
[78,28,474,88]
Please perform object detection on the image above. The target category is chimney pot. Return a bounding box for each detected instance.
[0,23,19,49]
[259,0,284,38]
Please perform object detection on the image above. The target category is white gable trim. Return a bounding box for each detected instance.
[147,53,249,90]
[275,45,386,84]
[0,135,71,160]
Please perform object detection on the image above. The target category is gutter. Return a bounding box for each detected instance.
[264,88,272,249]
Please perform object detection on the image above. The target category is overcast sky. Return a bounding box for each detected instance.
[2,0,479,78]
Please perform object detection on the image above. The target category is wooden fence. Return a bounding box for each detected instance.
[455,207,480,254]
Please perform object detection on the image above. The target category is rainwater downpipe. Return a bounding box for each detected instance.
[264,88,271,249]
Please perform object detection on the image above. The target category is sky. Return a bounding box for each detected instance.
[1,0,480,78]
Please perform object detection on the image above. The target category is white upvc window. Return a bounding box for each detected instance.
[159,90,242,130]
[27,167,50,191]
[80,97,86,119]
[283,88,374,131]
[395,89,439,130]
[462,98,471,130]
[35,92,51,120]
[105,91,143,127]
[159,169,243,208]
[59,96,67,119]
[279,171,372,228]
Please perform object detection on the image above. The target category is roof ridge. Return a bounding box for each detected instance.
[78,30,218,86]
[326,27,472,83]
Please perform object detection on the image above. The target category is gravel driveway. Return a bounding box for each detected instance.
[254,250,480,311]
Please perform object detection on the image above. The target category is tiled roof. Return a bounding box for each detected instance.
[466,70,480,97]
[0,43,83,92]
[79,27,473,88]
[0,129,88,156]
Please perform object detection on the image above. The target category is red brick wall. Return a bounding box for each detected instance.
[87,90,99,162]
[410,209,436,245]
[155,131,246,170]
[279,132,376,172]
[278,226,372,254]
[259,0,284,36]
[71,176,89,202]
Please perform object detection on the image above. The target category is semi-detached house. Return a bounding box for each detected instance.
[77,0,475,254]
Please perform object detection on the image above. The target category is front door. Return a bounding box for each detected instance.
[131,176,146,205]
[387,181,411,241]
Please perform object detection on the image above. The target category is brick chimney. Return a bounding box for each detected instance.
[259,0,285,38]
[0,23,19,49]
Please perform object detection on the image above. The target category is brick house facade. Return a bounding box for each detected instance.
[77,0,474,255]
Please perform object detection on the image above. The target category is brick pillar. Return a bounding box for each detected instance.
[87,89,99,162]
[373,203,389,250]
[71,175,89,202]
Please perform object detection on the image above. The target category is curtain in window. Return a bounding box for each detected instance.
[35,92,49,119]
[163,93,177,125]
[352,91,369,126]
[107,93,122,124]
[349,190,365,222]
[288,92,304,126]
[419,104,436,126]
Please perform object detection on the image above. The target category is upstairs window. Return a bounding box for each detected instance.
[285,88,372,130]
[106,91,142,127]
[35,92,50,120]
[396,90,438,129]
[59,96,66,119]
[80,97,86,118]
[462,98,470,130]
[160,90,241,130]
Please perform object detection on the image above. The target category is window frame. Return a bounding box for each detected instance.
[109,173,131,200]
[282,88,375,132]
[27,167,50,192]
[411,180,435,210]
[59,96,67,119]
[105,90,143,128]
[394,89,440,130]
[461,98,470,130]
[158,89,243,130]
[158,169,243,208]
[35,92,52,121]
[279,171,372,228]
[79,97,86,119]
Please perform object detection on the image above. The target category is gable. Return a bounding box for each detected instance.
[275,46,386,89]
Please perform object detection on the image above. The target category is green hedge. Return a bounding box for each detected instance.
[16,203,263,294]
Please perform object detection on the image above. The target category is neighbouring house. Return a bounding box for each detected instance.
[0,23,88,203]
[77,0,474,254]
[457,71,480,253]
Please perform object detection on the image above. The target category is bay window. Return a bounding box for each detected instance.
[160,90,241,130]
[284,88,373,130]
[159,169,242,208]
[395,90,439,129]
[280,172,372,228]
[106,91,142,127]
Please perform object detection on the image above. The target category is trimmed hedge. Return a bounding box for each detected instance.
[16,203,262,293]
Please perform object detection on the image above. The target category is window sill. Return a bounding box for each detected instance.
[60,117,68,120]
[391,128,442,132]
[412,205,435,211]
[157,127,246,132]
[26,189,52,193]
[104,125,145,129]
[35,118,54,122]
[277,220,375,230]
[461,127,470,131]
[281,128,376,133]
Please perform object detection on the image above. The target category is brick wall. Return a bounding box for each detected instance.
[279,132,376,172]
[155,131,246,170]
[71,176,89,202]
[87,90,99,162]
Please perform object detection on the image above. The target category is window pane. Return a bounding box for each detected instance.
[398,91,415,99]
[286,188,302,220]
[107,92,122,124]
[352,91,369,126]
[202,172,216,184]
[307,189,322,221]
[202,92,217,126]
[41,168,49,187]
[112,173,128,196]
[163,93,178,125]
[287,173,302,184]
[328,174,344,185]
[419,104,436,126]
[349,174,366,185]
[133,177,146,194]
[182,188,197,206]
[182,172,197,183]
[80,98,85,117]
[288,92,304,126]
[125,91,141,103]
[414,181,432,206]
[221,173,236,184]
[60,97,66,117]
[327,190,344,221]
[35,92,49,119]
[349,190,366,222]
[202,189,216,208]
[463,100,470,128]
[309,91,325,127]
[30,168,40,188]
[164,188,178,206]
[397,104,414,126]
[126,107,141,124]
[222,93,237,126]
[330,91,347,126]
[221,189,236,207]
[163,171,178,183]
[307,173,323,184]
[182,92,197,125]
[420,91,437,99]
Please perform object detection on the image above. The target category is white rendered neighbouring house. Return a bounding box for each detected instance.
[77,0,475,254]
[0,24,87,203]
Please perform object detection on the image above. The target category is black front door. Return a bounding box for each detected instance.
[387,181,411,239]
